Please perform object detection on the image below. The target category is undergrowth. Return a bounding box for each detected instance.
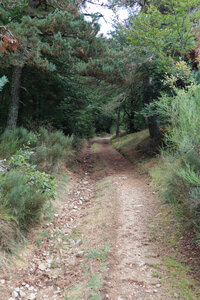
[0,127,37,158]
[0,126,78,254]
[0,126,78,172]
[0,148,57,253]
[151,85,200,242]
[32,127,76,172]
[148,206,200,299]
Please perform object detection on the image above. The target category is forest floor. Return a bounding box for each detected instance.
[0,136,199,300]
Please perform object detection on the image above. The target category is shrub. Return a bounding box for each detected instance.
[0,169,56,230]
[0,126,78,252]
[0,127,37,158]
[0,145,57,253]
[0,149,56,231]
[0,218,22,253]
[0,127,78,172]
[0,204,23,253]
[32,127,75,172]
[0,126,78,253]
[152,85,200,235]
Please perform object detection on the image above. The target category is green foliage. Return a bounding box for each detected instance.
[86,244,110,262]
[0,0,106,136]
[0,145,57,252]
[0,126,77,172]
[10,149,57,199]
[0,1,101,70]
[124,0,200,64]
[0,0,199,140]
[33,127,76,172]
[0,127,37,158]
[0,0,28,25]
[9,148,34,168]
[0,150,56,230]
[0,171,43,229]
[151,85,200,235]
[0,126,78,252]
[111,0,200,137]
[69,109,96,138]
[151,156,188,208]
[87,274,103,292]
[3,67,89,135]
[0,216,23,252]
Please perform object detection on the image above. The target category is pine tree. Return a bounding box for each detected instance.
[0,0,101,129]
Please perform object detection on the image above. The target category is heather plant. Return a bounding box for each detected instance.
[0,125,77,253]
[0,147,57,252]
[0,126,77,172]
[32,127,76,172]
[151,85,200,237]
[2,150,56,227]
[0,127,37,158]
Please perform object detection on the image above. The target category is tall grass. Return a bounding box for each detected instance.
[0,127,37,158]
[0,126,77,253]
[0,171,47,229]
[151,85,200,236]
[32,127,76,172]
[0,127,77,172]
[0,151,57,252]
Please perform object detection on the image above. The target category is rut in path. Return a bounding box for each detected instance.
[0,137,170,300]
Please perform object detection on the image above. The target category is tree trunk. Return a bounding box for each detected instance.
[143,86,160,139]
[29,0,40,8]
[116,104,121,137]
[128,98,135,133]
[147,115,160,139]
[129,118,135,133]
[7,66,23,130]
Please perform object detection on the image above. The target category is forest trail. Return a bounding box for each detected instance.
[0,137,170,300]
[88,137,166,300]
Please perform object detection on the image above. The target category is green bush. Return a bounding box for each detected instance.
[0,142,57,252]
[0,217,22,253]
[0,127,78,172]
[152,85,200,235]
[0,127,37,158]
[0,148,56,231]
[0,169,56,231]
[0,126,78,253]
[32,127,76,172]
[0,126,78,252]
[0,202,22,253]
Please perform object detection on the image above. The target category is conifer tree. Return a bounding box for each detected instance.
[0,0,101,129]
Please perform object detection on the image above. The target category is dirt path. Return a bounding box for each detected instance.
[90,137,166,300]
[0,137,170,300]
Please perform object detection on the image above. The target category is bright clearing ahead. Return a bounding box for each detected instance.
[83,1,129,35]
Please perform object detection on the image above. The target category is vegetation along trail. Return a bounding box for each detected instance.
[0,137,173,300]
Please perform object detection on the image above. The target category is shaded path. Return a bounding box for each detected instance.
[90,137,166,299]
[0,137,171,300]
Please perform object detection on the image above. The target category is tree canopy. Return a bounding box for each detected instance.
[0,0,199,136]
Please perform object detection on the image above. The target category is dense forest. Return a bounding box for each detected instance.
[0,0,199,137]
[0,0,200,279]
